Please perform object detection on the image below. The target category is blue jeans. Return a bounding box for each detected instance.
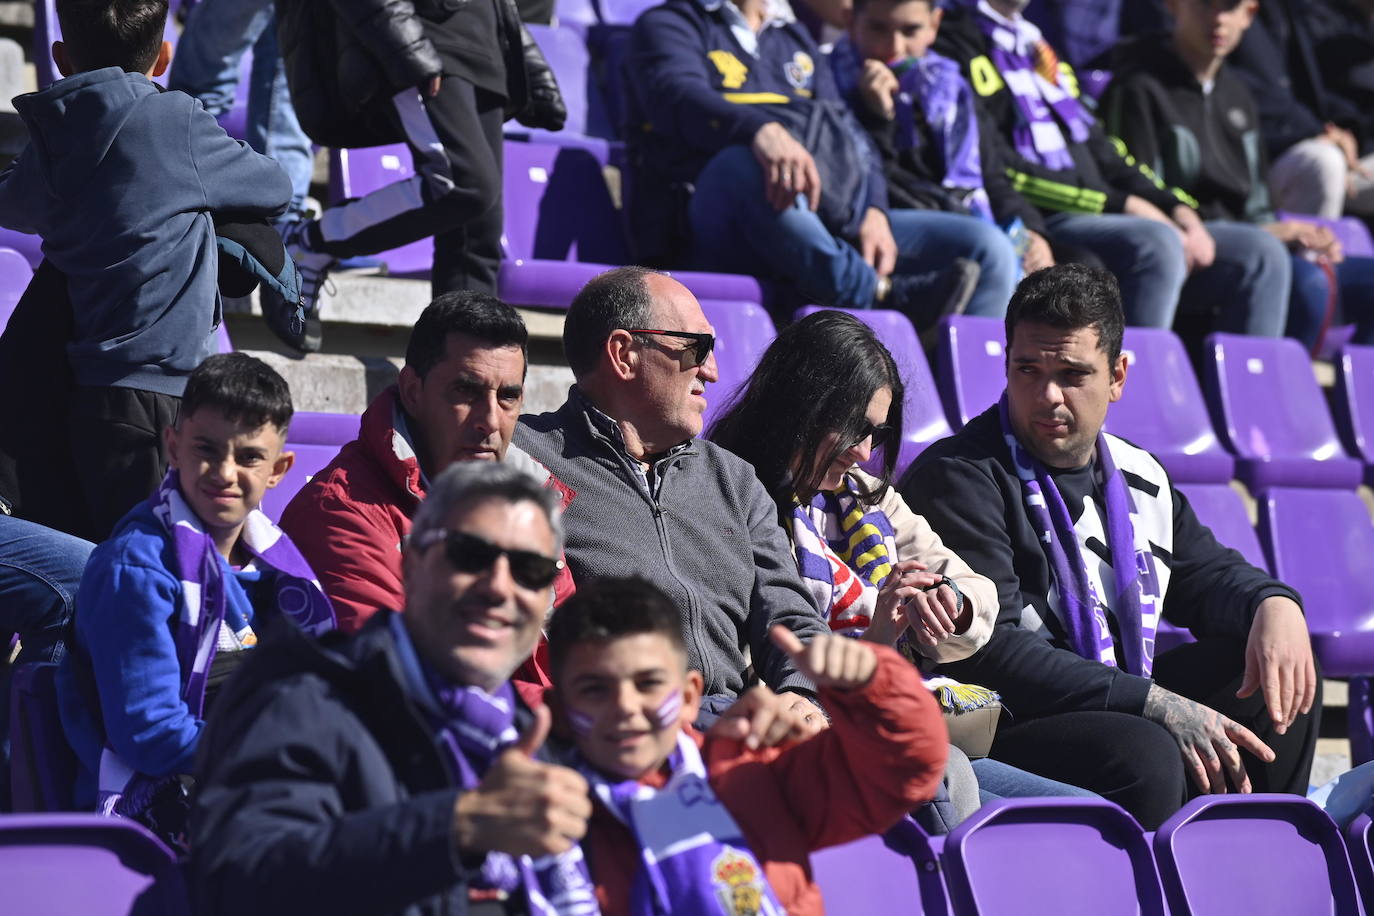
[1289,254,1374,349]
[1046,213,1290,333]
[687,146,1019,312]
[168,0,313,217]
[0,516,93,810]
[972,756,1100,803]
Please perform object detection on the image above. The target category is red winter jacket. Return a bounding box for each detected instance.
[582,646,947,916]
[280,388,575,680]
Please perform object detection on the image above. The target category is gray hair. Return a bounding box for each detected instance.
[561,265,660,379]
[410,461,564,555]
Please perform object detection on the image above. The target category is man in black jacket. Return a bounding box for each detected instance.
[899,264,1320,830]
[190,462,590,915]
[269,0,565,352]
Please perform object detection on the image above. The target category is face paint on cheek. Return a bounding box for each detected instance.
[568,707,596,737]
[652,689,683,730]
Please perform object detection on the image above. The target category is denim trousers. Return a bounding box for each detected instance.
[1045,213,1291,334]
[1290,253,1374,349]
[0,515,93,809]
[168,0,313,216]
[687,145,1019,314]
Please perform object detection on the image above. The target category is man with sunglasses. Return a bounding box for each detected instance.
[193,462,597,914]
[282,291,575,650]
[515,267,833,726]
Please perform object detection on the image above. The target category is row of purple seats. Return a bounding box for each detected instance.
[330,139,763,307]
[0,814,189,915]
[814,795,1365,915]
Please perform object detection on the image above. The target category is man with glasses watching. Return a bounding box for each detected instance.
[192,461,593,914]
[515,266,832,725]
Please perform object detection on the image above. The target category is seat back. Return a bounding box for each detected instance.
[1174,482,1266,570]
[1109,328,1234,483]
[0,813,189,915]
[526,25,610,139]
[1333,344,1374,478]
[0,248,34,335]
[941,798,1166,915]
[502,141,629,265]
[328,146,434,276]
[795,307,953,477]
[699,300,776,434]
[1256,487,1374,645]
[0,229,44,269]
[9,663,77,813]
[259,412,361,523]
[1202,333,1362,489]
[596,0,660,25]
[1345,813,1374,910]
[813,818,948,915]
[934,314,1006,429]
[1277,211,1374,258]
[1154,795,1361,916]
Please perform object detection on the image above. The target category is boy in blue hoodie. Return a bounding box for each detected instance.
[0,0,298,542]
[56,353,335,853]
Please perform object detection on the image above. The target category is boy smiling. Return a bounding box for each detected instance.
[57,353,335,850]
[546,577,945,916]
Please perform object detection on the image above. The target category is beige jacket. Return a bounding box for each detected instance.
[853,469,998,665]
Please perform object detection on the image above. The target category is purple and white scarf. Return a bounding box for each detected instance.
[579,733,785,916]
[962,0,1092,172]
[97,469,336,821]
[789,479,898,635]
[997,393,1160,675]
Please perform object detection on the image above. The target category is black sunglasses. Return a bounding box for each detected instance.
[414,529,564,590]
[847,420,896,450]
[626,328,716,368]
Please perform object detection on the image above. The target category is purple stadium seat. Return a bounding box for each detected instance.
[796,307,953,477]
[698,299,775,434]
[1110,328,1235,484]
[214,321,232,354]
[556,0,600,34]
[1257,486,1374,763]
[940,797,1167,916]
[0,248,34,335]
[1345,813,1374,910]
[1201,333,1363,491]
[1332,343,1374,486]
[0,813,189,915]
[259,411,361,523]
[1154,795,1361,916]
[935,314,1006,429]
[9,663,76,813]
[0,230,43,270]
[514,26,615,150]
[499,141,763,307]
[596,0,659,24]
[328,146,434,277]
[35,0,182,89]
[1277,211,1374,259]
[813,818,948,915]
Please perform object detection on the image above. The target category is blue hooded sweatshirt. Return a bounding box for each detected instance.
[0,68,291,396]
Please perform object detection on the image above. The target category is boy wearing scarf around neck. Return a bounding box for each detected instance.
[900,264,1319,830]
[57,353,335,851]
[546,576,946,916]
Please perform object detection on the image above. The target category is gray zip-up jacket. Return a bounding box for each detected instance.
[515,389,829,706]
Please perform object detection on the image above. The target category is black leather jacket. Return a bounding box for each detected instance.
[277,0,564,149]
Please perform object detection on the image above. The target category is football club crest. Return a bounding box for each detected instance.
[712,847,765,916]
[784,51,814,90]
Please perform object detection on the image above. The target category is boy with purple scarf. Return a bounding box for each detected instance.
[57,353,335,851]
[543,576,945,916]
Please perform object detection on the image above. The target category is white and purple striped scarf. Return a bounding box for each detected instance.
[997,393,1160,675]
[98,469,336,824]
[962,0,1091,172]
[789,479,898,635]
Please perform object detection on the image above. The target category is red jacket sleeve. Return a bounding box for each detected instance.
[280,480,406,634]
[763,646,946,850]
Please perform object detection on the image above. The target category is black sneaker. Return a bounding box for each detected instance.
[882,258,980,332]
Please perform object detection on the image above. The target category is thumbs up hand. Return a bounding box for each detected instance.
[770,626,878,692]
[451,704,593,858]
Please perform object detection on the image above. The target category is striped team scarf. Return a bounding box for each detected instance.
[789,477,897,635]
[97,470,336,836]
[997,393,1161,675]
[961,0,1092,171]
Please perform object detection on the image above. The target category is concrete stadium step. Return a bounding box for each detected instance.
[225,273,574,415]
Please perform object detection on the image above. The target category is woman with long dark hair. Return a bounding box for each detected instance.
[709,309,996,657]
